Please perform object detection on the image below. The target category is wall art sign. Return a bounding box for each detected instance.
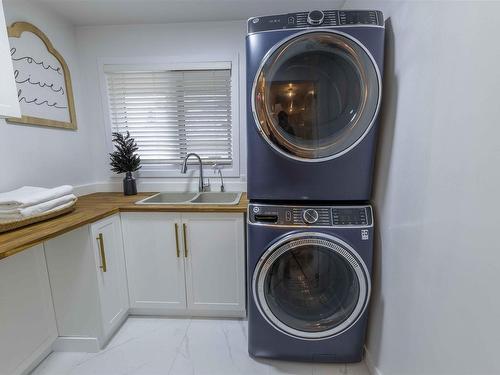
[6,22,77,129]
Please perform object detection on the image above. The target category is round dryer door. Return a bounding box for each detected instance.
[253,232,370,340]
[252,30,381,162]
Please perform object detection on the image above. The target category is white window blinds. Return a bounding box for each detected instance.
[104,65,233,166]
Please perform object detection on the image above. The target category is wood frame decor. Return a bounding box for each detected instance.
[6,22,77,130]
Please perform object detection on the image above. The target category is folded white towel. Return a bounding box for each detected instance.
[0,194,77,220]
[0,185,74,210]
[0,199,76,224]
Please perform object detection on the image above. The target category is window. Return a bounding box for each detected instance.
[102,62,237,176]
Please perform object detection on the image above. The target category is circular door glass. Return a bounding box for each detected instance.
[253,31,380,161]
[254,234,370,340]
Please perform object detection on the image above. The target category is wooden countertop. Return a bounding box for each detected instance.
[0,192,248,261]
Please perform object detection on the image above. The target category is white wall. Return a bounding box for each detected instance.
[342,1,500,374]
[75,20,248,192]
[1,0,93,193]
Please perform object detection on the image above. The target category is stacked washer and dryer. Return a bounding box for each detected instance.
[245,10,385,362]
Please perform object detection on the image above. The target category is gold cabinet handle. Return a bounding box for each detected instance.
[96,233,107,272]
[182,223,188,258]
[174,223,180,258]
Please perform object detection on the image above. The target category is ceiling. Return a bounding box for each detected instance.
[20,0,347,26]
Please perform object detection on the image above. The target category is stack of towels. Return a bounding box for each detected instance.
[0,185,77,223]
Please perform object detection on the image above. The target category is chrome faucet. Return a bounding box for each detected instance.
[180,153,210,192]
[213,164,225,192]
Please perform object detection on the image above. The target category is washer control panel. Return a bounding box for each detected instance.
[249,204,372,227]
[248,10,383,34]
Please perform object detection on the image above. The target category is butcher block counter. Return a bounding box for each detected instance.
[0,192,248,260]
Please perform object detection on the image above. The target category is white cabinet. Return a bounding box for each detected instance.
[0,209,245,372]
[121,212,245,317]
[183,213,245,315]
[121,213,186,314]
[0,0,21,118]
[45,214,128,351]
[90,215,129,338]
[0,244,57,375]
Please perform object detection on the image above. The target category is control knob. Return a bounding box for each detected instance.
[307,10,325,26]
[303,209,319,224]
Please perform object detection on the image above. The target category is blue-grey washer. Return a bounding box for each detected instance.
[247,202,374,362]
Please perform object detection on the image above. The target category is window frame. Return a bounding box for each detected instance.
[98,56,240,178]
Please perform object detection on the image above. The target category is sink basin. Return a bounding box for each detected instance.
[190,192,242,205]
[136,191,242,205]
[136,192,198,204]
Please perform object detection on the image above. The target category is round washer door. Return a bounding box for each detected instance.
[252,30,381,162]
[253,232,370,340]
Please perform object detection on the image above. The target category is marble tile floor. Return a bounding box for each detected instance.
[32,317,370,375]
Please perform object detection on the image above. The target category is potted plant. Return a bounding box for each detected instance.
[109,131,141,195]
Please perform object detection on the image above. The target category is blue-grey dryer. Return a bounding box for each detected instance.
[247,202,373,362]
[246,10,385,201]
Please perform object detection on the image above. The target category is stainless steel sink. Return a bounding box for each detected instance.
[136,191,242,205]
[136,192,198,204]
[190,192,241,205]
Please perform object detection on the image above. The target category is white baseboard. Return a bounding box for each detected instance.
[17,335,55,375]
[364,346,383,375]
[128,308,246,318]
[99,311,129,349]
[52,337,100,353]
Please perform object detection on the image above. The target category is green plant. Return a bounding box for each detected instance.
[109,131,141,174]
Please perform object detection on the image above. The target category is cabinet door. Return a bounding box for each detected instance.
[0,245,57,375]
[90,215,129,338]
[0,0,21,118]
[44,226,103,349]
[121,212,187,313]
[182,213,245,316]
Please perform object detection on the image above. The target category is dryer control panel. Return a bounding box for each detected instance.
[247,10,384,34]
[249,204,373,227]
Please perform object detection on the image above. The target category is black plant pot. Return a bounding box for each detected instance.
[123,172,137,196]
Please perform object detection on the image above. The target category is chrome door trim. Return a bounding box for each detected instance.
[250,29,382,163]
[252,232,371,340]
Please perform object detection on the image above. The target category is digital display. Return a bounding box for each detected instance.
[332,208,368,226]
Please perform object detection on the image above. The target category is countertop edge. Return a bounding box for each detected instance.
[0,208,121,260]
